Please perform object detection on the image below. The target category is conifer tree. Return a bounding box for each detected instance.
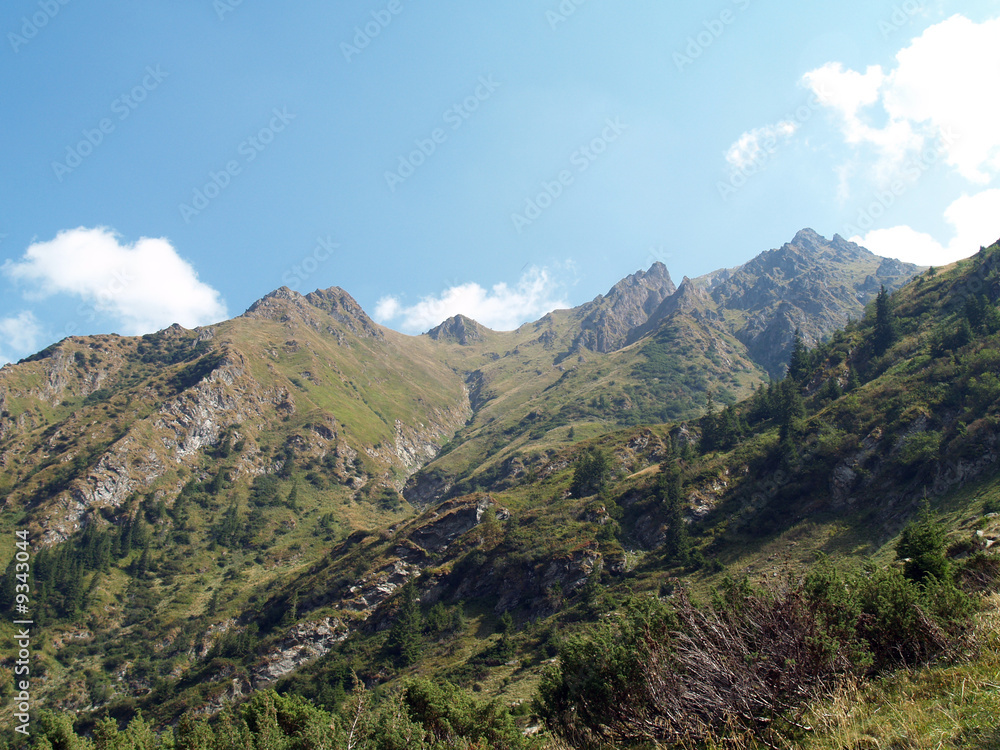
[570,447,611,497]
[873,285,896,355]
[388,582,422,667]
[787,329,809,381]
[658,463,690,564]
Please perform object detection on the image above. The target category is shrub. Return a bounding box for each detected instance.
[895,510,950,582]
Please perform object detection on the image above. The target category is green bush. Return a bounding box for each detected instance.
[895,510,950,582]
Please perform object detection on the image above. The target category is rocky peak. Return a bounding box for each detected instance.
[425,314,489,346]
[789,227,826,252]
[573,261,677,353]
[301,287,385,340]
[242,287,307,321]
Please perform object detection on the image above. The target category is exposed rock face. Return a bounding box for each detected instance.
[405,495,509,553]
[251,618,348,686]
[705,229,922,375]
[573,262,677,353]
[242,286,385,341]
[426,315,489,345]
[305,287,385,340]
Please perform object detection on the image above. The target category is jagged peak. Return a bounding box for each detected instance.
[790,227,826,249]
[425,314,490,345]
[240,285,384,340]
[304,287,384,339]
[606,261,675,297]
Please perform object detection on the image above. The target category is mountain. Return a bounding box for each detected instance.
[400,230,921,503]
[3,229,964,744]
[700,228,922,375]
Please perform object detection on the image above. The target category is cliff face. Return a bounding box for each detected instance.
[0,230,923,546]
[571,261,677,353]
[705,229,922,375]
[0,288,471,546]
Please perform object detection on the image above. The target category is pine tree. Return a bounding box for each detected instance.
[699,391,718,453]
[965,294,987,330]
[388,583,422,666]
[281,590,299,627]
[570,447,611,497]
[286,481,300,512]
[846,365,860,392]
[777,378,805,438]
[658,463,690,564]
[787,328,809,380]
[822,377,843,402]
[895,507,949,582]
[873,285,896,355]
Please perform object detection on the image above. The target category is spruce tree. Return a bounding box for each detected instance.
[570,447,611,497]
[388,582,422,666]
[699,390,718,453]
[895,508,949,582]
[658,463,690,564]
[787,329,809,380]
[873,285,896,355]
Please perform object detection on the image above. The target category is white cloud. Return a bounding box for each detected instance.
[852,189,1000,266]
[3,227,227,335]
[375,267,569,333]
[803,14,1000,185]
[725,120,799,173]
[0,311,42,364]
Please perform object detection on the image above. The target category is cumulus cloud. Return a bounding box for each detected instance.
[725,120,799,173]
[375,267,569,333]
[0,311,42,364]
[852,189,1000,266]
[802,14,1000,185]
[3,227,227,335]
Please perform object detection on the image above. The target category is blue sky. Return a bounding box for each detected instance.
[2,1,1000,362]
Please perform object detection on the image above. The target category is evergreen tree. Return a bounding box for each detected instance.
[873,285,897,355]
[658,463,690,564]
[0,559,17,613]
[281,591,299,628]
[286,482,300,512]
[822,377,843,402]
[846,365,860,392]
[570,447,611,497]
[498,610,514,634]
[895,508,949,582]
[425,601,450,635]
[787,329,809,381]
[965,293,987,330]
[388,582,422,666]
[777,378,805,438]
[699,391,718,453]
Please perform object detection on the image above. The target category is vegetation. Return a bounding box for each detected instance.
[3,237,1000,748]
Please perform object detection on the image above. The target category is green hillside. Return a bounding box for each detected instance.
[4,233,998,749]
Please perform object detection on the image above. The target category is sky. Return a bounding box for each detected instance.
[3,1,1000,363]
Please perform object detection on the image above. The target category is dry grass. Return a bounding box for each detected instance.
[797,592,1000,750]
